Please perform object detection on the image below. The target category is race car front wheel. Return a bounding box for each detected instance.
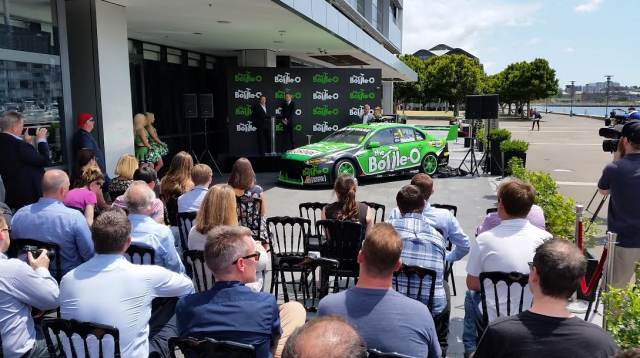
[334,159,356,180]
[420,153,438,176]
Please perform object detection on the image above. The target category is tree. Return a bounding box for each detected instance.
[393,55,427,112]
[501,59,558,118]
[422,54,485,116]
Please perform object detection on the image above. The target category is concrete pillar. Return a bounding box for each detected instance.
[238,50,277,67]
[382,81,393,114]
[65,0,134,176]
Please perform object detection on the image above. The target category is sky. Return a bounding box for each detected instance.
[401,0,639,87]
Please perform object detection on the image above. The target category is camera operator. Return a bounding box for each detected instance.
[598,121,640,289]
[0,213,60,358]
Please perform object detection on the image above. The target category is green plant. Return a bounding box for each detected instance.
[603,266,640,349]
[500,139,530,153]
[487,128,511,143]
[507,157,600,248]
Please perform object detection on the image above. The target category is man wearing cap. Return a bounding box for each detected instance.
[72,113,109,193]
[598,120,640,289]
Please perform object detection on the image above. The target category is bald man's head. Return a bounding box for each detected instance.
[124,181,155,214]
[42,170,70,201]
[282,316,366,358]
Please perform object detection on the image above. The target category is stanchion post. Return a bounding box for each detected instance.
[570,205,584,304]
[270,116,277,155]
[602,232,618,330]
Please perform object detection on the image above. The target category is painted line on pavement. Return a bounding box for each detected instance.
[556,181,598,186]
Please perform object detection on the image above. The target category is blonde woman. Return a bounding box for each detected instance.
[145,112,169,173]
[108,154,139,199]
[133,113,152,167]
[63,167,105,227]
[188,184,269,292]
[160,151,195,225]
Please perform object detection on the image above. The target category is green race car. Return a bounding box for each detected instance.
[278,123,458,185]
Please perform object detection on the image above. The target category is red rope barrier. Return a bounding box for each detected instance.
[576,220,607,296]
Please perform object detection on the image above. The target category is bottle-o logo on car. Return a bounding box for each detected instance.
[368,148,421,172]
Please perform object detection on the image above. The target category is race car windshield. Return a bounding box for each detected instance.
[323,128,371,144]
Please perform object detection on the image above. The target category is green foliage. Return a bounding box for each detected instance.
[394,55,428,105]
[481,73,501,95]
[508,157,600,247]
[603,267,640,349]
[499,59,559,117]
[487,128,511,143]
[500,139,530,153]
[618,96,630,102]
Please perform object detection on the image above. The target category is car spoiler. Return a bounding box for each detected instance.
[416,125,458,142]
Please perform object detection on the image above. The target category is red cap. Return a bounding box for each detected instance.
[77,113,93,129]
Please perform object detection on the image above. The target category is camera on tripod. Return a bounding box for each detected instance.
[604,109,629,126]
[18,245,56,262]
[599,124,624,153]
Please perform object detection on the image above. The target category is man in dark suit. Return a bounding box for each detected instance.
[251,95,271,155]
[72,113,110,194]
[280,92,296,151]
[0,111,51,210]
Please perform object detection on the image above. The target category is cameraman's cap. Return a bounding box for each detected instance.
[629,111,640,120]
[621,121,640,143]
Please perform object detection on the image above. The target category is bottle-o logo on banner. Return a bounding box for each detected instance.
[275,89,302,99]
[235,88,263,100]
[275,107,302,116]
[276,123,303,132]
[349,89,375,100]
[236,121,257,132]
[234,71,262,83]
[235,105,253,116]
[350,106,364,116]
[313,121,339,133]
[313,89,340,101]
[312,72,339,84]
[274,72,301,84]
[312,105,340,116]
[349,73,375,85]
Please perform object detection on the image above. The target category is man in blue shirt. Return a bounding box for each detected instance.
[388,185,452,358]
[318,222,441,358]
[0,213,59,358]
[177,164,212,213]
[125,181,185,274]
[11,170,93,277]
[175,226,305,358]
[71,113,110,194]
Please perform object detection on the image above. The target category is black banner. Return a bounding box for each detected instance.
[227,68,382,155]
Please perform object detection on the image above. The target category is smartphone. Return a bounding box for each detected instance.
[27,127,36,136]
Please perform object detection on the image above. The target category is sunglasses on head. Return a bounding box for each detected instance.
[231,251,261,265]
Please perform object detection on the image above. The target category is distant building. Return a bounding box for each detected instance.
[413,44,477,61]
[584,81,620,93]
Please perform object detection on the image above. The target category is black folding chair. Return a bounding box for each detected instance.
[164,195,180,226]
[298,202,328,252]
[316,219,363,291]
[267,216,311,298]
[278,256,339,312]
[431,203,459,296]
[124,244,155,265]
[479,271,529,326]
[393,264,438,312]
[183,250,215,292]
[361,201,386,224]
[368,349,418,358]
[42,318,121,358]
[169,336,256,358]
[177,212,198,252]
[236,196,264,243]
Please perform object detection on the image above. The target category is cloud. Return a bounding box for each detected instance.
[401,0,542,55]
[527,38,542,46]
[575,0,604,13]
[564,47,575,52]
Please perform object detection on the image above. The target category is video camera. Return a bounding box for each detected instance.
[599,124,624,153]
[604,109,629,126]
[17,245,56,263]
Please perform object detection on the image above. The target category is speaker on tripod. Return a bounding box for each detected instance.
[182,93,223,178]
[458,95,499,177]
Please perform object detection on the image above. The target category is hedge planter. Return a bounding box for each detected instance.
[502,152,526,176]
[464,137,472,148]
[489,139,503,175]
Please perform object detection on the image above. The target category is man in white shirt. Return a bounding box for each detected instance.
[463,178,551,358]
[60,208,194,358]
[125,182,185,274]
[178,164,211,213]
[360,104,374,124]
[0,213,59,358]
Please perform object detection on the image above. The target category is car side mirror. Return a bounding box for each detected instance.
[367,141,381,149]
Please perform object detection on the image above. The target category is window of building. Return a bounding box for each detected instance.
[390,1,398,25]
[167,48,182,64]
[188,52,201,67]
[356,0,365,16]
[372,0,383,33]
[143,43,161,61]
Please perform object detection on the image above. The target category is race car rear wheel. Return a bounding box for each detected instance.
[334,159,356,179]
[420,153,438,175]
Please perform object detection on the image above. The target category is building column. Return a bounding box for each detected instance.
[382,81,394,114]
[238,50,277,67]
[65,0,134,176]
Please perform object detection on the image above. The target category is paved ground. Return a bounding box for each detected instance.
[206,113,610,357]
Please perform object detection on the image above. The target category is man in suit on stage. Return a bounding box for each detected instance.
[252,95,271,155]
[280,92,296,152]
[0,111,51,210]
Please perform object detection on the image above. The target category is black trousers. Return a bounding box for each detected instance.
[433,280,451,358]
[148,297,180,358]
[281,124,295,152]
[256,125,270,154]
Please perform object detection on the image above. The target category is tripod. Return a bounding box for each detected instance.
[458,119,482,177]
[195,117,223,178]
[585,189,609,231]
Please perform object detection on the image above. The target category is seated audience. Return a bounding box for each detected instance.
[321,174,372,234]
[388,173,470,261]
[476,203,546,236]
[11,170,93,277]
[59,209,194,358]
[228,157,270,242]
[178,164,212,213]
[160,151,194,226]
[463,178,552,358]
[318,223,441,358]
[71,148,109,209]
[108,153,139,200]
[111,167,164,224]
[282,316,367,358]
[125,181,185,274]
[63,167,105,227]
[175,226,305,358]
[0,214,59,358]
[473,239,618,358]
[387,185,451,357]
